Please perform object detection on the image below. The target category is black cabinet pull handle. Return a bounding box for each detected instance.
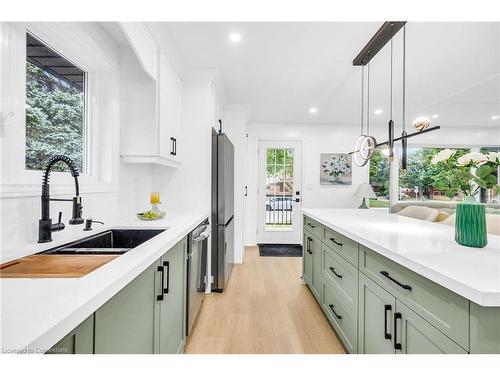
[394,312,402,350]
[384,304,392,340]
[307,223,316,228]
[380,271,412,291]
[170,137,175,155]
[245,186,248,197]
[157,266,164,301]
[328,304,342,320]
[173,138,177,155]
[329,267,342,279]
[163,261,170,293]
[329,237,343,247]
[307,237,313,254]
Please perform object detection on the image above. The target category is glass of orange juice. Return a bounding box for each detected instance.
[150,192,160,212]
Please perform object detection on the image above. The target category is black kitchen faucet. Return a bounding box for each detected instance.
[38,155,84,243]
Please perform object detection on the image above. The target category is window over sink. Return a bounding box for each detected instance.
[25,32,87,173]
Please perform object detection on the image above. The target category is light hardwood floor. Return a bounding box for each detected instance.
[184,246,346,354]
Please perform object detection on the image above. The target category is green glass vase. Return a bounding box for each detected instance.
[455,196,487,248]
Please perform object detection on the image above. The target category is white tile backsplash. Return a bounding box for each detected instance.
[0,163,153,250]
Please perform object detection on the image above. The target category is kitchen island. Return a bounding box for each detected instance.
[0,211,208,354]
[302,208,500,354]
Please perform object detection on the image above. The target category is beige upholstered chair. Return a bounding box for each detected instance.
[395,206,440,222]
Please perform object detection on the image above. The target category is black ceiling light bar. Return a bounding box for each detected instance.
[350,21,440,161]
[353,22,406,66]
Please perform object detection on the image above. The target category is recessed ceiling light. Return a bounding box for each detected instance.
[491,115,499,120]
[374,109,383,115]
[309,107,318,114]
[431,114,439,119]
[229,33,242,42]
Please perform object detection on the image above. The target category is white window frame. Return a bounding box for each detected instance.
[0,22,120,198]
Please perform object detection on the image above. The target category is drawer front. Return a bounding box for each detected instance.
[322,243,358,311]
[359,246,469,350]
[323,226,359,266]
[304,215,323,239]
[323,283,357,353]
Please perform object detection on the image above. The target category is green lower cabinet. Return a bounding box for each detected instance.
[303,232,313,287]
[311,234,323,303]
[396,301,467,354]
[470,303,500,353]
[48,314,94,354]
[94,260,160,354]
[157,238,187,354]
[358,273,396,354]
[323,282,358,353]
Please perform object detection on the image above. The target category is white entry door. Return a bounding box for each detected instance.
[257,140,302,244]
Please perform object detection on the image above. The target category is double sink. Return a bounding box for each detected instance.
[40,229,166,256]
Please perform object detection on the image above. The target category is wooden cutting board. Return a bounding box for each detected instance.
[0,254,119,278]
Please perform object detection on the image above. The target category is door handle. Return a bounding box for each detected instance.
[384,304,392,340]
[328,304,342,320]
[380,271,412,291]
[307,223,316,228]
[295,198,300,202]
[329,238,343,247]
[307,237,313,254]
[394,312,402,350]
[173,138,177,155]
[163,261,170,294]
[170,137,175,155]
[245,186,248,197]
[157,265,164,301]
[329,267,342,279]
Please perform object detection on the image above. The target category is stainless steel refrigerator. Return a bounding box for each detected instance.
[211,127,234,292]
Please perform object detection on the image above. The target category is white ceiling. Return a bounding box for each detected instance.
[103,22,500,128]
[162,22,500,128]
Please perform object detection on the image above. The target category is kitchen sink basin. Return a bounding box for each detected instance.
[40,229,166,255]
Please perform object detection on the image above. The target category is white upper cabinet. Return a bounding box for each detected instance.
[158,51,182,161]
[120,23,158,81]
[120,25,182,168]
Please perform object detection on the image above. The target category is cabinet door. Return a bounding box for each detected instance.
[47,314,94,354]
[302,232,313,287]
[395,301,467,354]
[158,238,187,354]
[94,261,161,354]
[158,51,182,161]
[310,234,322,303]
[358,273,396,354]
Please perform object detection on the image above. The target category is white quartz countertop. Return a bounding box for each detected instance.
[0,211,208,353]
[302,208,500,307]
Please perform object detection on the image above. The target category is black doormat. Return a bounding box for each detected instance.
[258,244,302,257]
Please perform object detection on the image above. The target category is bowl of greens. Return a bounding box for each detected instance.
[137,210,166,221]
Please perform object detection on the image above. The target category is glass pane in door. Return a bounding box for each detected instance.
[265,148,294,231]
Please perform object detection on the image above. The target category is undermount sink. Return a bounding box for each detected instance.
[0,229,167,279]
[40,229,166,255]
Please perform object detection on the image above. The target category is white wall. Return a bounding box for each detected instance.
[245,122,370,246]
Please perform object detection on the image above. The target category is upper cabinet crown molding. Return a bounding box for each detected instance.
[119,23,158,81]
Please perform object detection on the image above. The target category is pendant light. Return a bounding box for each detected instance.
[388,23,395,161]
[349,22,441,160]
[354,63,377,167]
[354,65,370,167]
[401,25,408,173]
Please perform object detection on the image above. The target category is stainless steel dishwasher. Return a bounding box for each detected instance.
[186,219,209,336]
